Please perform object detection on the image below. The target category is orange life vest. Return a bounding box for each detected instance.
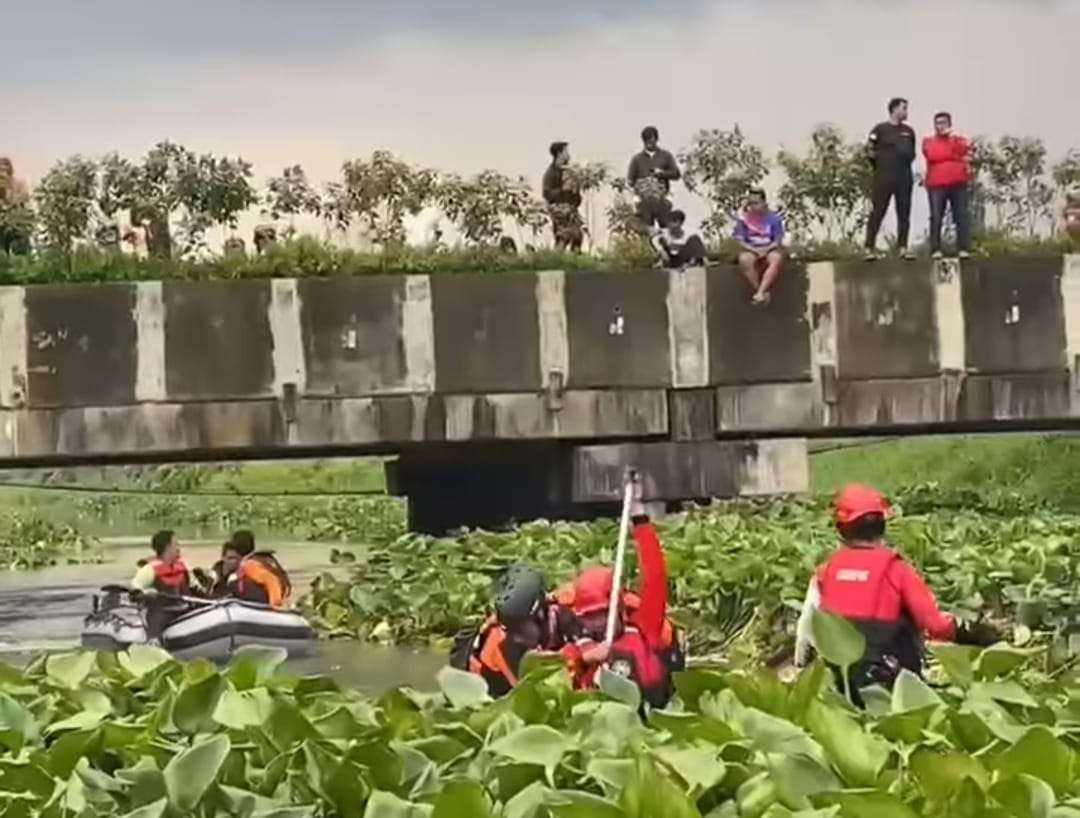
[235,552,291,608]
[150,558,191,595]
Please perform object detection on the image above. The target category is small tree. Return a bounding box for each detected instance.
[680,126,769,241]
[339,151,438,248]
[266,165,322,237]
[605,177,641,241]
[35,156,98,267]
[0,160,34,255]
[1052,149,1080,229]
[197,154,258,242]
[436,170,546,247]
[563,161,611,250]
[776,124,872,244]
[992,136,1054,238]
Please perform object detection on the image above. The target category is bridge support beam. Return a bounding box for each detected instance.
[386,438,808,534]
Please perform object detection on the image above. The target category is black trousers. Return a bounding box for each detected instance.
[865,176,913,250]
[928,184,971,253]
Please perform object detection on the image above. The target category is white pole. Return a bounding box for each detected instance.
[605,474,635,646]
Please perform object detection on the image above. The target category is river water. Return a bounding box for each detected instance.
[0,539,445,695]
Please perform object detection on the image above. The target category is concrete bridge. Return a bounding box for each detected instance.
[0,255,1077,531]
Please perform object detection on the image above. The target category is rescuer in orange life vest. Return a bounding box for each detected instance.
[555,476,683,709]
[795,483,1000,705]
[219,530,292,609]
[130,529,210,640]
[454,474,683,703]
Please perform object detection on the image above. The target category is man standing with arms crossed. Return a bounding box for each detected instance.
[864,98,917,261]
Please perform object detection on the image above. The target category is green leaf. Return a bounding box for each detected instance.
[436,666,491,709]
[363,790,433,818]
[163,733,230,812]
[173,671,226,735]
[432,780,494,818]
[929,643,976,688]
[45,652,95,690]
[969,680,1039,708]
[993,726,1076,795]
[810,610,865,670]
[804,700,889,787]
[118,798,167,818]
[587,758,635,795]
[598,669,642,711]
[489,725,573,784]
[891,670,942,713]
[909,748,989,801]
[975,646,1034,680]
[546,790,627,818]
[214,686,274,730]
[503,781,549,818]
[620,754,700,818]
[118,645,172,679]
[652,745,726,795]
[991,774,1054,818]
[227,645,287,690]
[815,791,919,818]
[673,669,728,711]
[0,692,40,753]
[768,753,840,811]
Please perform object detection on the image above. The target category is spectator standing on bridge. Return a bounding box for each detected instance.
[542,141,584,252]
[734,188,785,305]
[628,126,681,232]
[864,98,917,261]
[922,112,972,260]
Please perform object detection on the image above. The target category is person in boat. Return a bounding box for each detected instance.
[794,482,1000,706]
[130,530,208,639]
[556,475,682,709]
[221,530,292,609]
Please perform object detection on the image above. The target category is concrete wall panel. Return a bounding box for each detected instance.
[163,281,274,400]
[962,256,1066,374]
[564,270,670,388]
[707,263,811,383]
[431,274,540,393]
[836,378,946,426]
[834,261,938,379]
[960,373,1069,420]
[299,277,410,396]
[25,284,137,408]
[716,382,820,431]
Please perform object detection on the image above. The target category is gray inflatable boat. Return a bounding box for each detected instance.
[81,586,316,662]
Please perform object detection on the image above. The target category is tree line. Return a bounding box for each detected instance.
[2,126,1078,263]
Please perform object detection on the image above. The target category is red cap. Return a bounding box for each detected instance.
[571,566,615,615]
[834,483,890,525]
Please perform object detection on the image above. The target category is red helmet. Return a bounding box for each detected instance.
[834,483,890,526]
[571,566,615,615]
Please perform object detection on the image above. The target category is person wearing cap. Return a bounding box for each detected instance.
[556,474,682,708]
[795,483,998,703]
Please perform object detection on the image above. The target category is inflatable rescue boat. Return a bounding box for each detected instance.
[81,586,316,661]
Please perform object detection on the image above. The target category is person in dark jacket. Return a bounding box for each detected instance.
[864,98,917,261]
[922,112,973,260]
[542,141,584,251]
[795,483,999,705]
[628,126,681,232]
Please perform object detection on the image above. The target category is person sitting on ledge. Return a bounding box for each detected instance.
[652,210,707,269]
[733,188,785,306]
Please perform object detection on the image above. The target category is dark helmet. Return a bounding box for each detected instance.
[493,565,547,625]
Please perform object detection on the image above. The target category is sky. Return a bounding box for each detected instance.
[4,0,1079,245]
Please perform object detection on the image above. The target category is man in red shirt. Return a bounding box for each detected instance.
[922,112,973,260]
[795,483,997,703]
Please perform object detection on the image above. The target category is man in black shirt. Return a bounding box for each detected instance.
[628,126,681,232]
[542,141,584,251]
[865,98,917,261]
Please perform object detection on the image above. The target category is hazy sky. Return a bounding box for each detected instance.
[5,0,1079,243]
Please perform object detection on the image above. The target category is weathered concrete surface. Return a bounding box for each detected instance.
[962,256,1066,374]
[163,281,274,400]
[570,439,808,502]
[708,263,811,383]
[0,256,1077,468]
[25,284,136,408]
[431,273,540,393]
[834,259,938,379]
[564,270,670,388]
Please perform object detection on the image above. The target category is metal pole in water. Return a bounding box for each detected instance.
[605,471,635,646]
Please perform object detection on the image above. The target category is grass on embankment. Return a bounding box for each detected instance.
[810,432,1080,509]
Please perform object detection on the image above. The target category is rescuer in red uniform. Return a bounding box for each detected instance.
[558,474,683,708]
[795,483,998,704]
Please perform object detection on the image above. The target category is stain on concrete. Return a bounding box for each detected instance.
[565,270,670,388]
[299,277,409,395]
[669,388,716,440]
[707,263,811,383]
[960,373,1069,420]
[836,378,945,426]
[25,284,137,408]
[962,256,1066,374]
[834,260,938,379]
[164,281,274,400]
[715,382,820,431]
[431,274,540,393]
